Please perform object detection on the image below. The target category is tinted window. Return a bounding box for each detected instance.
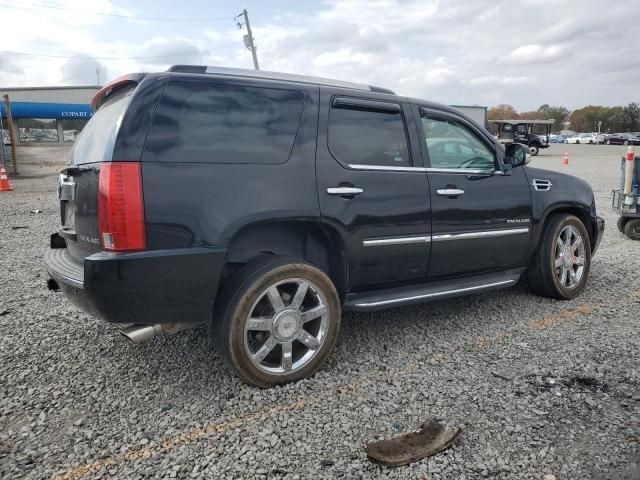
[421,115,494,170]
[329,104,411,167]
[145,82,305,164]
[71,88,132,164]
[62,118,89,142]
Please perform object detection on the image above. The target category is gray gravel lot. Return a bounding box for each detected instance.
[1,144,639,480]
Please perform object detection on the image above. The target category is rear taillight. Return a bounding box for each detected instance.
[98,162,145,251]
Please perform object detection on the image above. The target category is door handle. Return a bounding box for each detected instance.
[436,188,465,196]
[327,186,363,196]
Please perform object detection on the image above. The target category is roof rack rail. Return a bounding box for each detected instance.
[167,65,395,95]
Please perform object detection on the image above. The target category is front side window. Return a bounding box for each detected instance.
[329,104,411,167]
[421,114,494,170]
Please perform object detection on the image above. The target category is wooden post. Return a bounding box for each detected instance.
[3,95,18,175]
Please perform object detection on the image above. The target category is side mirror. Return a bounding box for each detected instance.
[504,143,531,168]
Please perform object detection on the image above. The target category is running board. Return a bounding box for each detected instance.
[343,269,525,312]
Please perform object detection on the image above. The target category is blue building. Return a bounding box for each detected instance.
[1,86,99,145]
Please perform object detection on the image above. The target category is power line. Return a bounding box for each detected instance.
[0,0,232,21]
[0,42,240,60]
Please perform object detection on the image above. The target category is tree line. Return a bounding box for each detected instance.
[487,103,640,133]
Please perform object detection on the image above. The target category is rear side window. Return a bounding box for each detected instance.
[144,82,305,164]
[329,103,411,168]
[70,89,132,165]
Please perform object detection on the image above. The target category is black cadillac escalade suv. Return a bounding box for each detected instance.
[45,66,605,387]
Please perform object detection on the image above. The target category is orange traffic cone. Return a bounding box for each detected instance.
[0,165,13,191]
[563,152,569,165]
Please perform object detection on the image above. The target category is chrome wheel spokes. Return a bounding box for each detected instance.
[554,225,586,289]
[244,278,329,375]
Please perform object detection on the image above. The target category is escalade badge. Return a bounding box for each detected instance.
[506,218,531,224]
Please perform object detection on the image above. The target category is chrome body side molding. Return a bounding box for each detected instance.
[432,227,529,242]
[363,235,431,247]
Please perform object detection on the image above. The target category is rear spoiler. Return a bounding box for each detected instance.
[90,73,147,112]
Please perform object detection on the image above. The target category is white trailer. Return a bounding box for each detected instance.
[450,105,488,128]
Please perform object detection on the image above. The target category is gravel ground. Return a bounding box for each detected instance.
[1,144,639,480]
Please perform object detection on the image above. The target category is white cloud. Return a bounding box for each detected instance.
[465,75,531,86]
[1,0,639,110]
[503,44,566,65]
[313,48,375,67]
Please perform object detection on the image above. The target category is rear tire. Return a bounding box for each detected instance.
[617,217,629,234]
[624,219,640,240]
[213,256,341,388]
[527,214,591,300]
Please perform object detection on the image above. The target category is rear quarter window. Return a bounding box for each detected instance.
[143,82,305,164]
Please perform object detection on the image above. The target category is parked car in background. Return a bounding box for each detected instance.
[596,133,610,144]
[606,133,640,146]
[548,134,565,143]
[565,133,595,144]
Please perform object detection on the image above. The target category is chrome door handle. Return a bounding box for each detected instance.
[327,187,363,196]
[436,188,465,196]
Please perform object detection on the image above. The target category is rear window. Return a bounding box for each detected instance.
[329,105,411,168]
[69,89,132,165]
[143,82,305,164]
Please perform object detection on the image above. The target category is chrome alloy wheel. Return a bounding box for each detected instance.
[554,225,586,289]
[243,278,329,375]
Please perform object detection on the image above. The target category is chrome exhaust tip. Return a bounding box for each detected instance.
[119,324,164,343]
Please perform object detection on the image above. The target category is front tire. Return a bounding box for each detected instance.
[529,145,540,156]
[214,257,341,387]
[624,219,640,240]
[617,217,629,234]
[527,214,592,300]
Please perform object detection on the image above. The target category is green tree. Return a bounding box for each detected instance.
[622,103,640,131]
[537,105,569,133]
[569,106,612,132]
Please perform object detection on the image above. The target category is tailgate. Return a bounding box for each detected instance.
[58,86,134,262]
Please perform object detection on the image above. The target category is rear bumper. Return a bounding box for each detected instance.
[45,245,226,324]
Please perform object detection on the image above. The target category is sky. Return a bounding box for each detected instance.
[0,0,638,111]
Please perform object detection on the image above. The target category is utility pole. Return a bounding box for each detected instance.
[3,95,18,175]
[236,9,259,70]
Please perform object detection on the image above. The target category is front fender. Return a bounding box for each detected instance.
[524,166,598,254]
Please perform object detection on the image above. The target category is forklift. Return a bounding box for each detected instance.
[612,148,640,240]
